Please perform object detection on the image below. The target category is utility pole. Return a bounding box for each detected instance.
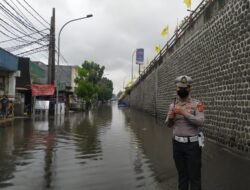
[48,8,56,115]
[48,8,55,84]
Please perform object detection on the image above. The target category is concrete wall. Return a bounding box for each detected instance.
[123,0,250,153]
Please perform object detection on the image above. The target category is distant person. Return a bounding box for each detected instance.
[165,75,205,190]
[0,95,9,118]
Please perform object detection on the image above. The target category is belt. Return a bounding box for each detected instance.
[174,135,199,143]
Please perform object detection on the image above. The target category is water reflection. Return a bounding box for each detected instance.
[0,103,249,189]
[0,103,172,190]
[122,108,177,189]
[0,123,15,188]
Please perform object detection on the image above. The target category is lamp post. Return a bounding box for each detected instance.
[55,14,93,115]
[131,50,136,81]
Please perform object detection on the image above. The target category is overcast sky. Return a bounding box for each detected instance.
[28,0,201,94]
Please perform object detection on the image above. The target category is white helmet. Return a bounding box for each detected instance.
[175,75,193,87]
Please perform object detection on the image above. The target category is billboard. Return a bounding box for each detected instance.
[34,100,50,110]
[32,84,55,96]
[136,48,144,65]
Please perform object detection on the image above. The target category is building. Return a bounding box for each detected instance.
[16,57,47,115]
[0,48,20,118]
[0,48,20,99]
[55,65,81,111]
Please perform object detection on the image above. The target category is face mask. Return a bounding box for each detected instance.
[177,88,189,98]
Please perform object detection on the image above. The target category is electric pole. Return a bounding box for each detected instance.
[48,8,56,115]
[48,8,55,84]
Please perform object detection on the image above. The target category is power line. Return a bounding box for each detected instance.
[0,28,49,43]
[9,0,36,27]
[55,49,69,64]
[0,1,69,68]
[17,45,48,56]
[15,0,49,29]
[0,3,33,30]
[0,18,47,41]
[0,30,25,43]
[6,37,49,52]
[0,23,47,48]
[0,3,48,37]
[19,48,48,56]
[22,0,50,26]
[0,22,29,42]
[0,8,36,37]
[3,0,35,30]
[0,2,49,55]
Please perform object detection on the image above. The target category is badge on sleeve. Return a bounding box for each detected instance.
[197,102,203,112]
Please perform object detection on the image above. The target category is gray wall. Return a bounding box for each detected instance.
[123,0,250,153]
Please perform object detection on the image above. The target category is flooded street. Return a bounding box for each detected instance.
[0,102,250,190]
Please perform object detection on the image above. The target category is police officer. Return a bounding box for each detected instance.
[165,75,204,190]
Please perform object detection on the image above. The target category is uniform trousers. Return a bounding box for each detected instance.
[173,139,202,190]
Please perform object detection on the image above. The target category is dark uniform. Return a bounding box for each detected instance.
[165,76,205,190]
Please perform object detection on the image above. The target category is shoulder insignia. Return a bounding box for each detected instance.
[197,102,203,112]
[186,103,193,108]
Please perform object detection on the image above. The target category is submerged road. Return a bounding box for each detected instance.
[0,102,249,189]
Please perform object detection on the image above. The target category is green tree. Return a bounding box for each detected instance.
[75,60,114,107]
[81,60,104,84]
[97,77,113,102]
[74,60,104,108]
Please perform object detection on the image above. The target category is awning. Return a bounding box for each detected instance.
[0,48,18,71]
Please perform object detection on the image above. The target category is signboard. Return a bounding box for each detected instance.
[136,48,144,65]
[34,100,50,110]
[32,84,55,96]
[56,81,66,91]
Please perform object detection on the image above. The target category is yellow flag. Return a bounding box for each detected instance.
[184,0,191,8]
[160,25,169,37]
[154,45,161,53]
[125,80,132,87]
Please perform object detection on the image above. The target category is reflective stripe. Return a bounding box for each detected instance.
[174,135,199,143]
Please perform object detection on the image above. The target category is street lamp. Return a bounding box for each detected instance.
[57,14,93,67]
[131,50,136,81]
[55,14,93,115]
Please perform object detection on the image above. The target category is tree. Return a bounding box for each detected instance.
[74,60,113,107]
[81,60,104,84]
[97,77,113,102]
[74,60,104,109]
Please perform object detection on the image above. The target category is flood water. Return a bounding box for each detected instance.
[0,102,176,190]
[0,102,250,190]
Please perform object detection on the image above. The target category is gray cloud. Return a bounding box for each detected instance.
[28,0,201,94]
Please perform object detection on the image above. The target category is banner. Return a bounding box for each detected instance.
[32,84,55,96]
[34,100,50,110]
[136,48,144,65]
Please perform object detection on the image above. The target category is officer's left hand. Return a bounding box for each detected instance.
[173,106,188,116]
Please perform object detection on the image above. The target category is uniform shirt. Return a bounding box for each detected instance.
[166,97,204,137]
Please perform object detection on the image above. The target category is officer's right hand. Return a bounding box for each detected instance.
[167,111,175,119]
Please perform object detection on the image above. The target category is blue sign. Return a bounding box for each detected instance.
[136,48,144,65]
